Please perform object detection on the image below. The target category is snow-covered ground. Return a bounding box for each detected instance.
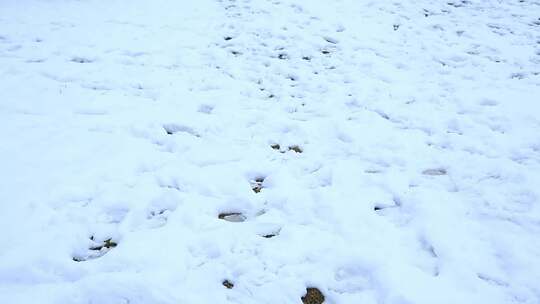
[1,0,539,303]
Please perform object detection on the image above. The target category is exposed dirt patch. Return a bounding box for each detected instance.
[302,287,325,304]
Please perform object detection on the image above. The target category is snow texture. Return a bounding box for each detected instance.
[1,0,539,303]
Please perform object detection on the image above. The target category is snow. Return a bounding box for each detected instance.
[1,0,539,303]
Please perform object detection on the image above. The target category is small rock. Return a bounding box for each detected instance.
[270,143,281,150]
[218,212,246,222]
[302,287,325,304]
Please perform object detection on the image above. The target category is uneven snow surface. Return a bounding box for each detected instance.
[1,0,540,303]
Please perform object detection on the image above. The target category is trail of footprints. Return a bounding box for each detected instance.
[1,0,533,302]
[215,0,349,108]
[66,0,453,302]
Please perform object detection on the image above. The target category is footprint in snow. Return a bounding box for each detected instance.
[288,145,303,153]
[422,168,447,176]
[147,209,170,227]
[71,57,93,63]
[72,236,118,262]
[323,36,338,44]
[278,53,289,60]
[222,279,234,289]
[261,229,280,238]
[250,176,265,193]
[198,104,214,114]
[218,212,247,222]
[163,124,200,137]
[270,143,303,153]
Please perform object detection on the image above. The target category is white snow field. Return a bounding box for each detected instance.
[1,0,540,303]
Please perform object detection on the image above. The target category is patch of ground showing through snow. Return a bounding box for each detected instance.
[1,0,539,303]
